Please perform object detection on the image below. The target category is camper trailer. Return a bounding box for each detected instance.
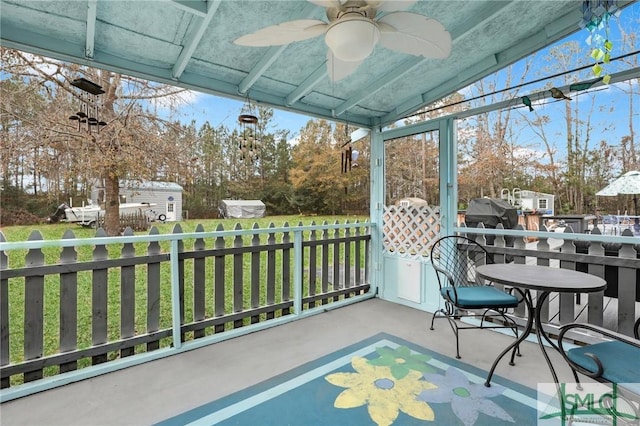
[501,188,555,215]
[91,181,183,221]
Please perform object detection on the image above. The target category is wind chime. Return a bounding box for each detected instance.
[580,0,621,84]
[238,99,261,162]
[68,78,107,133]
[341,125,359,174]
[340,124,360,195]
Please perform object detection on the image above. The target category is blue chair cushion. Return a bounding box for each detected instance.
[441,286,519,308]
[567,341,640,395]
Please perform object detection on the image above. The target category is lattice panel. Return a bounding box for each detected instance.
[383,205,441,258]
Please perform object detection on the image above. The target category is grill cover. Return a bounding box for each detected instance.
[465,198,518,229]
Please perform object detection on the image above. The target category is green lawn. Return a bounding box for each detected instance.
[2,215,369,383]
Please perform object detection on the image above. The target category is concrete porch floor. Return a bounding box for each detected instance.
[1,298,585,425]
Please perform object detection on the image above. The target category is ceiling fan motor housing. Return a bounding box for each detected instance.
[325,14,380,62]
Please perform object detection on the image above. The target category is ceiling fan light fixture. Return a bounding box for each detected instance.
[325,15,380,62]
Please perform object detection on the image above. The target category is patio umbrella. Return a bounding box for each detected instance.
[596,170,640,215]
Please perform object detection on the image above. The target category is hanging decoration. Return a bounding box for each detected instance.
[340,122,359,175]
[549,87,572,101]
[342,145,356,174]
[238,99,261,162]
[580,0,621,84]
[519,76,605,114]
[569,78,602,92]
[68,78,107,133]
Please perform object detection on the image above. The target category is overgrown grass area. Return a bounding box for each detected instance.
[2,215,370,382]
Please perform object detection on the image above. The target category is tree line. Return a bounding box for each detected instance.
[0,47,368,235]
[1,35,639,235]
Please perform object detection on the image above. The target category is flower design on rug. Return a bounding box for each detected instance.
[325,356,436,426]
[417,367,514,426]
[368,345,435,379]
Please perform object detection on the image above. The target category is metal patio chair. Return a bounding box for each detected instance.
[429,235,523,359]
[558,317,640,423]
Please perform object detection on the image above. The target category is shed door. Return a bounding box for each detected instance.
[165,202,176,221]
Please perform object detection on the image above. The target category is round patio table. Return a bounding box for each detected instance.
[475,263,607,387]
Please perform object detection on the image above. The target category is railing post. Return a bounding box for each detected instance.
[92,228,109,365]
[59,229,78,373]
[364,222,371,286]
[309,222,317,309]
[0,232,8,389]
[214,224,226,332]
[536,229,551,323]
[24,230,45,382]
[321,222,330,304]
[354,220,362,288]
[251,223,261,323]
[494,224,507,265]
[193,224,206,337]
[266,223,276,319]
[558,231,577,325]
[294,226,303,315]
[511,225,527,265]
[172,224,185,342]
[618,240,637,335]
[147,227,162,350]
[170,238,182,350]
[344,221,352,296]
[333,221,341,292]
[282,223,291,316]
[512,226,527,319]
[233,223,244,328]
[586,229,605,326]
[120,227,136,358]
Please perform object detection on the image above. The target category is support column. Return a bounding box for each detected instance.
[439,118,457,236]
[369,125,384,296]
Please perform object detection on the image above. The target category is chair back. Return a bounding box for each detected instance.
[430,235,493,291]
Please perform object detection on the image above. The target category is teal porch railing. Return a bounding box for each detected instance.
[0,221,372,402]
[458,223,639,338]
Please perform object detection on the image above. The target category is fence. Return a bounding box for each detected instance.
[0,220,371,393]
[459,223,640,337]
[95,211,150,232]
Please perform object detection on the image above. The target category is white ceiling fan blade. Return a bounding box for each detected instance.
[327,50,363,81]
[366,0,417,12]
[378,12,451,58]
[234,20,327,47]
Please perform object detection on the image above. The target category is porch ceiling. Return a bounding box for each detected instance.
[0,1,633,128]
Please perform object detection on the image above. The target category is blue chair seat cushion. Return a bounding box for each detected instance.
[567,341,640,394]
[440,286,519,308]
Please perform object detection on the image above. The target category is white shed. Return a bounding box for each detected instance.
[92,181,184,221]
[219,200,266,219]
[501,188,555,215]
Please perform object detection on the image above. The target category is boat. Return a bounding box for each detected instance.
[49,202,158,227]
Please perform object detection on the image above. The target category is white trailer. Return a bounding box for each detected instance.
[91,181,183,221]
[501,188,555,215]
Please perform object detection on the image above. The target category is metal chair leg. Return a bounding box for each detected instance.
[430,309,462,359]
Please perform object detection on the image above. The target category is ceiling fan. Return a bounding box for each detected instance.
[234,0,452,81]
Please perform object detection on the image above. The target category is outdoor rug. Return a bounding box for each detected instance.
[157,333,538,426]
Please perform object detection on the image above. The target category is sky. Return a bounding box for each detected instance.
[169,88,313,143]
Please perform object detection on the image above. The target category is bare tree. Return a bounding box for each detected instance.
[1,48,196,235]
